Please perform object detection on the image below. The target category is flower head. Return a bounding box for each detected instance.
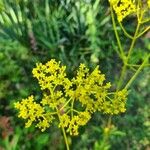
[109,0,136,22]
[15,59,128,135]
[14,95,53,131]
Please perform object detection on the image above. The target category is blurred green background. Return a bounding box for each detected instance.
[0,0,150,149]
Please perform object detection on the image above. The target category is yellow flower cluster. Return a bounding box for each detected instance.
[109,0,136,22]
[59,112,91,136]
[14,95,53,131]
[14,59,128,135]
[101,89,127,114]
[32,59,67,90]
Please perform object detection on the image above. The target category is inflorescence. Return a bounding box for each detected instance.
[109,0,150,22]
[109,0,136,22]
[14,59,128,135]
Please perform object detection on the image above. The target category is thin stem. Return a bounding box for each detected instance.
[119,22,133,39]
[110,7,125,60]
[126,63,150,67]
[117,22,141,90]
[126,22,140,61]
[141,18,150,24]
[56,107,70,150]
[116,64,127,90]
[107,92,115,95]
[49,87,70,150]
[136,26,150,38]
[106,96,113,101]
[136,0,141,22]
[72,109,80,113]
[124,54,150,89]
[129,66,137,72]
[49,112,57,115]
[61,127,70,150]
[59,98,72,111]
[71,99,75,118]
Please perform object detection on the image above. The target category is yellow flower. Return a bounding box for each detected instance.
[14,95,53,131]
[102,89,128,115]
[59,114,70,128]
[32,59,66,90]
[109,0,136,22]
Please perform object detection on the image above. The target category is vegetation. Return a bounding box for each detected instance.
[0,0,150,149]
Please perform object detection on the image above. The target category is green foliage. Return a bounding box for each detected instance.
[0,38,29,103]
[0,0,113,68]
[0,0,150,149]
[111,68,150,149]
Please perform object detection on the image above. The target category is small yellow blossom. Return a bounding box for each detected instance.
[67,112,91,135]
[78,111,91,126]
[67,116,79,136]
[101,89,128,115]
[109,0,136,22]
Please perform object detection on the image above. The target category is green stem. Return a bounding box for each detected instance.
[141,18,150,24]
[59,98,72,111]
[116,64,127,90]
[56,108,70,150]
[110,7,125,60]
[49,87,70,150]
[72,109,80,113]
[126,64,150,67]
[71,99,75,118]
[61,127,70,150]
[126,22,140,61]
[119,22,133,39]
[136,26,150,38]
[117,22,140,90]
[124,54,150,89]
